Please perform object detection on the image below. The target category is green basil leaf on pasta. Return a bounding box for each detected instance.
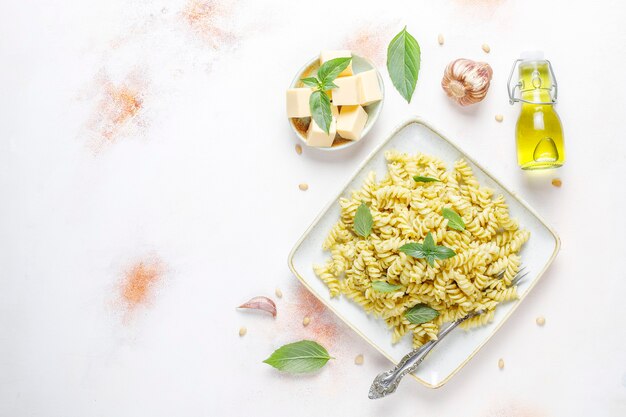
[354,203,373,237]
[413,176,440,183]
[442,207,465,231]
[387,26,421,103]
[422,232,436,250]
[399,242,427,258]
[371,281,403,293]
[300,77,321,88]
[431,245,456,260]
[309,90,333,134]
[401,233,455,267]
[263,340,333,373]
[317,57,352,83]
[404,304,439,324]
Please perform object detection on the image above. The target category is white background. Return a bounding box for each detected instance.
[1,0,625,416]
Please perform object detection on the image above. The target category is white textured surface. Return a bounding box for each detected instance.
[1,1,625,416]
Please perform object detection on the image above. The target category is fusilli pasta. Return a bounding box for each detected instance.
[314,150,530,348]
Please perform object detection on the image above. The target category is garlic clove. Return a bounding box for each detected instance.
[238,296,277,317]
[441,58,493,106]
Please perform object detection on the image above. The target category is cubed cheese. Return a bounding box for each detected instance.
[357,69,383,106]
[307,106,338,147]
[320,50,353,77]
[286,88,313,118]
[332,76,360,106]
[337,105,368,141]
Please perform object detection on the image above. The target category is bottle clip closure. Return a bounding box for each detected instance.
[507,59,558,105]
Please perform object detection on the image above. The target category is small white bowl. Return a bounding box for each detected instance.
[288,54,385,151]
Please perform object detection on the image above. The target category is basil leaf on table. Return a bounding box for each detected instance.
[371,281,403,293]
[263,340,333,373]
[404,303,439,324]
[309,90,333,134]
[387,26,421,103]
[353,203,373,237]
[442,207,466,231]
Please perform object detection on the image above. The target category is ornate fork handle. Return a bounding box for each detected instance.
[368,311,479,399]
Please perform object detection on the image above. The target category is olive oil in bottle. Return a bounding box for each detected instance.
[508,52,565,170]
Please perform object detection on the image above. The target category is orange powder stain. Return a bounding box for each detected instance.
[344,21,399,66]
[289,283,340,348]
[119,257,164,313]
[181,0,238,49]
[87,71,147,153]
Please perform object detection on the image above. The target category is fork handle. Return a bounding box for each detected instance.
[368,313,476,399]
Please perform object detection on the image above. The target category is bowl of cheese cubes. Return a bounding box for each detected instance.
[286,50,384,150]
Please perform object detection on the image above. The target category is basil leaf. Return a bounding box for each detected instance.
[387,26,421,103]
[400,233,455,267]
[353,203,373,237]
[431,245,456,260]
[442,207,465,231]
[422,232,436,250]
[321,80,339,91]
[371,281,403,293]
[317,57,352,83]
[404,304,439,324]
[399,242,427,258]
[263,340,333,373]
[413,176,440,183]
[300,77,321,88]
[309,90,333,134]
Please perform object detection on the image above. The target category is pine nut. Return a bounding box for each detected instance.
[536,316,546,326]
[355,354,364,365]
[295,144,302,155]
[275,288,283,298]
[551,178,562,187]
[482,43,491,53]
[437,34,444,45]
[302,316,311,326]
[498,358,504,369]
[495,114,504,122]
[299,183,309,191]
[239,327,247,337]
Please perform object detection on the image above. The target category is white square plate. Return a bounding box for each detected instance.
[288,117,560,388]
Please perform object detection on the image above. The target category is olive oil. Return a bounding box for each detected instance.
[510,54,565,170]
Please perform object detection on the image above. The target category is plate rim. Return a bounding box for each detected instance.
[287,116,561,389]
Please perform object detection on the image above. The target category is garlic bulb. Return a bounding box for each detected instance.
[441,59,493,106]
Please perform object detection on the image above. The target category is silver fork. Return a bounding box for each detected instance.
[368,267,528,399]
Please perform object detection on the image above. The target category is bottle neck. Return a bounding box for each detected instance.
[519,60,553,105]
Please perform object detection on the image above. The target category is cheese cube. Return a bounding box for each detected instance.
[332,75,360,106]
[307,106,338,147]
[320,50,353,77]
[337,105,368,141]
[286,88,313,118]
[357,69,383,106]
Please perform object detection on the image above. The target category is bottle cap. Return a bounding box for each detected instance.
[520,50,545,61]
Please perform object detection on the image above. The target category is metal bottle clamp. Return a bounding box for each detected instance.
[507,59,559,105]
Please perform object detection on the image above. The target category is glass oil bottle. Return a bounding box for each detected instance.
[507,52,565,170]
